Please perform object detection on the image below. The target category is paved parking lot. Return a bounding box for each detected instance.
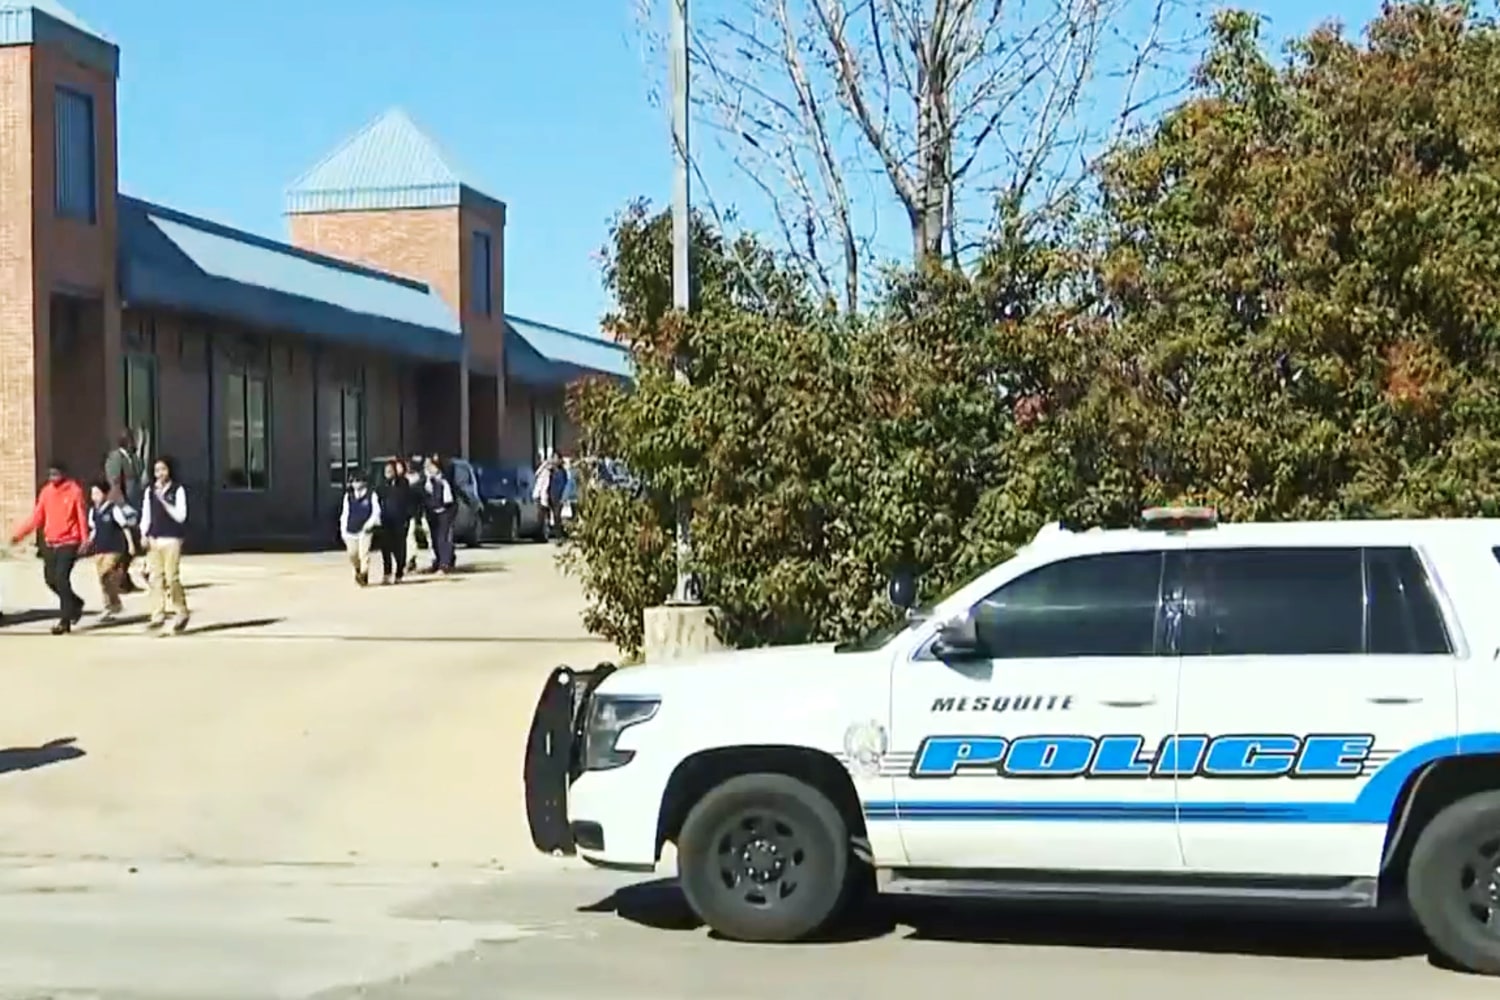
[0,543,1491,998]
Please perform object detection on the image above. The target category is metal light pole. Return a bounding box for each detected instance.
[669,0,697,605]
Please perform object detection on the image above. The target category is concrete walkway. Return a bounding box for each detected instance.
[0,542,613,868]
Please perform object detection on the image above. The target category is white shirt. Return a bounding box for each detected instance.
[139,482,187,537]
[340,489,383,536]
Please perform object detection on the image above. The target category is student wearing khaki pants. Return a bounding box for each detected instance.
[83,480,137,620]
[339,471,382,586]
[140,456,190,634]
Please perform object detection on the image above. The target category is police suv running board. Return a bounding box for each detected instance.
[878,869,1379,909]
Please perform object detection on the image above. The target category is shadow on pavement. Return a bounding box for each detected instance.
[0,737,84,775]
[584,878,1431,961]
[180,617,285,636]
[445,561,509,576]
[0,610,71,628]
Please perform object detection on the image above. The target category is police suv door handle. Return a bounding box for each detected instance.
[1366,695,1422,705]
[1099,697,1157,708]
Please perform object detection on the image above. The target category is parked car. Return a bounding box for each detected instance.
[474,463,545,542]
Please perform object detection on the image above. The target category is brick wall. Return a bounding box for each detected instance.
[0,47,39,535]
[133,308,421,549]
[33,43,120,487]
[288,200,511,464]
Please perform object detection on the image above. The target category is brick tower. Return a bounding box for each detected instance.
[0,1,120,530]
[285,109,507,461]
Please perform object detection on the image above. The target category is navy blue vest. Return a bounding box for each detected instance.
[424,476,451,514]
[146,483,186,539]
[344,492,374,535]
[91,503,127,554]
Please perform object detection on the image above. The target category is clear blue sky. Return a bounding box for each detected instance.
[66,0,1384,336]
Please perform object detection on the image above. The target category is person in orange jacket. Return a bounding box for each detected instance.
[10,461,89,634]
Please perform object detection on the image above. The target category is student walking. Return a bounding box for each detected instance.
[9,461,89,634]
[547,455,570,541]
[103,428,144,592]
[376,460,416,584]
[339,471,382,587]
[84,481,137,620]
[422,455,457,575]
[140,456,190,634]
[403,458,425,574]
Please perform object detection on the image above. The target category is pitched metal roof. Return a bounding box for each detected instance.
[0,1,117,76]
[116,196,631,383]
[507,316,632,385]
[118,197,463,362]
[285,108,502,215]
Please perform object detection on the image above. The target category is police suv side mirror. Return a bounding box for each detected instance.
[931,610,984,661]
[887,568,918,610]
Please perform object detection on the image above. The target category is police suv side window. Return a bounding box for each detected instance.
[1178,547,1363,656]
[972,552,1163,659]
[1365,547,1452,654]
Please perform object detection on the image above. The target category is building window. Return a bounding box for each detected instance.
[329,383,364,487]
[473,231,493,315]
[531,403,557,462]
[224,369,270,490]
[122,353,158,457]
[55,87,96,223]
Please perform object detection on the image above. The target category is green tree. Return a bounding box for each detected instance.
[566,199,1134,654]
[1099,2,1500,519]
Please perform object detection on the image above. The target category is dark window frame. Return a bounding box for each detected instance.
[122,352,158,458]
[1169,544,1456,658]
[964,550,1169,660]
[472,230,493,316]
[54,86,97,224]
[222,367,270,492]
[328,380,365,488]
[1364,546,1453,655]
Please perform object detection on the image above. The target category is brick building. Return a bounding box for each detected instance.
[0,2,628,548]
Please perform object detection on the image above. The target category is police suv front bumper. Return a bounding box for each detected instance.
[522,662,661,871]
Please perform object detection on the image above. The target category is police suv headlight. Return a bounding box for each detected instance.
[581,695,660,772]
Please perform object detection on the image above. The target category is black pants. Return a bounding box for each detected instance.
[381,520,409,580]
[42,544,81,622]
[429,508,456,571]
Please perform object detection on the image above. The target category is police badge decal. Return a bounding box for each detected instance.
[842,720,889,778]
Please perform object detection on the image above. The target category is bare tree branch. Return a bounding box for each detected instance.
[633,0,1208,311]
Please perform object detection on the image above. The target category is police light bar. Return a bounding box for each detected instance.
[1140,505,1218,531]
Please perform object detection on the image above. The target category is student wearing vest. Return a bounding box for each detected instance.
[83,480,138,620]
[422,455,457,575]
[9,461,89,634]
[140,455,190,634]
[103,428,144,593]
[339,471,382,587]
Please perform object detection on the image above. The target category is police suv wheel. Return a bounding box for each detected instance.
[677,773,849,943]
[1408,790,1500,974]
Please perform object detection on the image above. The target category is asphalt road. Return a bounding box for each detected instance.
[4,856,1491,1000]
[323,864,1498,1000]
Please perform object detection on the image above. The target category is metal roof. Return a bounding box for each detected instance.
[285,108,502,215]
[118,197,463,362]
[0,1,117,76]
[507,316,632,384]
[116,196,631,383]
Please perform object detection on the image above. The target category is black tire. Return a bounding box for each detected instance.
[677,772,849,943]
[1408,789,1500,975]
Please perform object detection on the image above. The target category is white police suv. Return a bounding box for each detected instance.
[522,508,1500,974]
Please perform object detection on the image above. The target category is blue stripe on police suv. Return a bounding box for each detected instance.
[909,733,1377,779]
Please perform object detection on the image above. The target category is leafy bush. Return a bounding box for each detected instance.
[567,3,1500,656]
